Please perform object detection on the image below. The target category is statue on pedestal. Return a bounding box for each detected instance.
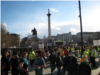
[31,27,39,49]
[32,27,37,35]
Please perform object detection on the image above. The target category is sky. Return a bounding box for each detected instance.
[1,1,100,40]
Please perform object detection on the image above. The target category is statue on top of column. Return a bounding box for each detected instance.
[48,9,50,13]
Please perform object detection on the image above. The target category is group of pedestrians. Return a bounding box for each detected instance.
[47,45,100,75]
[1,45,100,75]
[1,49,46,75]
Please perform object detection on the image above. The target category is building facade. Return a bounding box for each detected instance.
[76,32,100,44]
[52,32,72,43]
[10,33,20,45]
[52,32,100,44]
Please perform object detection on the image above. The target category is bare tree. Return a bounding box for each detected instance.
[1,23,9,47]
[1,23,19,47]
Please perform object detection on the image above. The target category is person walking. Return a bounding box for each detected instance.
[29,50,35,66]
[41,48,46,61]
[78,55,91,75]
[63,52,72,73]
[58,47,64,61]
[19,52,29,75]
[34,50,46,75]
[1,51,9,75]
[11,52,20,75]
[71,47,75,52]
[90,46,96,67]
[84,48,89,60]
[49,50,56,75]
[97,46,100,58]
[64,47,69,57]
[56,52,62,75]
[66,56,78,75]
[45,48,49,62]
[0,55,6,75]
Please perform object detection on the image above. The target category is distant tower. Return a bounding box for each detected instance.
[47,9,51,38]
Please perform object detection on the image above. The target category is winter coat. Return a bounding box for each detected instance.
[49,54,56,64]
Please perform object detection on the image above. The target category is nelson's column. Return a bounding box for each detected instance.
[47,9,53,44]
[47,9,52,38]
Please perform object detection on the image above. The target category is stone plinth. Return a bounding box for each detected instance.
[31,35,39,49]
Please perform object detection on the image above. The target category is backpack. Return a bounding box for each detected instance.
[78,63,91,75]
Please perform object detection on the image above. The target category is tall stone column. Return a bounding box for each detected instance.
[47,9,51,38]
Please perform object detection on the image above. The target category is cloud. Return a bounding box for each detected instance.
[21,20,79,37]
[83,7,100,26]
[4,5,100,40]
[16,21,48,39]
[51,20,79,28]
[50,8,59,12]
[55,27,61,30]
[1,23,9,31]
[70,27,76,32]
[81,7,100,32]
[3,23,7,27]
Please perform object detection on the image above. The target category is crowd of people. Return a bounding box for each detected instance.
[1,45,100,75]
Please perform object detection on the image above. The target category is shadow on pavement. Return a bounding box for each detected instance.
[92,61,100,70]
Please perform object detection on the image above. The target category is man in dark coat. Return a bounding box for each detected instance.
[1,51,9,75]
[63,54,71,72]
[78,61,91,75]
[66,56,78,75]
[49,50,56,75]
[11,52,20,75]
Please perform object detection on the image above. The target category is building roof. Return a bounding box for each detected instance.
[10,33,20,36]
[77,32,95,35]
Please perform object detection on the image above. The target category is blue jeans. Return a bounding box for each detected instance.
[50,64,56,74]
[57,67,62,75]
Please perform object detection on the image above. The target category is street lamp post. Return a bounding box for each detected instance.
[79,0,83,53]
